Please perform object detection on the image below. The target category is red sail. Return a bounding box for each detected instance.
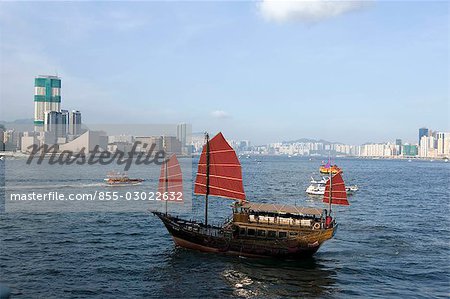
[322,172,349,206]
[194,132,246,201]
[158,154,183,200]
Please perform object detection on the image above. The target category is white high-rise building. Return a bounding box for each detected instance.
[436,132,450,156]
[176,123,191,154]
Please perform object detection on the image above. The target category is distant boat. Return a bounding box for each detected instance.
[306,177,358,196]
[444,158,449,163]
[305,177,328,195]
[104,171,144,186]
[408,159,412,162]
[153,132,350,259]
[319,160,342,174]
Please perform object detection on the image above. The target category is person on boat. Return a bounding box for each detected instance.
[322,209,333,228]
[325,215,333,228]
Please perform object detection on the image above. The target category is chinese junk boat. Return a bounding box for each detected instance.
[153,132,350,259]
[104,171,144,186]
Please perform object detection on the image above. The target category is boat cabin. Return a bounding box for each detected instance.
[232,202,329,238]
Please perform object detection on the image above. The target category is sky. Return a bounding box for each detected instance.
[0,1,448,145]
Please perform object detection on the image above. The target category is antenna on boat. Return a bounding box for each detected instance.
[205,132,210,226]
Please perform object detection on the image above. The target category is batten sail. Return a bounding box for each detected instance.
[194,132,245,201]
[322,172,349,206]
[158,154,183,199]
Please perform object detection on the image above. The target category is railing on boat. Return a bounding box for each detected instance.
[233,212,324,229]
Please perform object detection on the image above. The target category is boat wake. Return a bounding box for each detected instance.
[3,182,106,191]
[222,269,259,298]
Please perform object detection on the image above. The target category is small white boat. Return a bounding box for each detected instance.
[306,177,358,195]
[305,177,327,195]
[346,185,359,193]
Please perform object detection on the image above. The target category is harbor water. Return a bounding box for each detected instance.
[0,157,449,298]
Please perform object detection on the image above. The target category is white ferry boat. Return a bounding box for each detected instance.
[306,177,358,195]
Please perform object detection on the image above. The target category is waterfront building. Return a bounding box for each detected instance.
[396,139,402,155]
[436,132,450,157]
[176,124,187,146]
[59,130,108,153]
[418,127,429,145]
[61,109,69,136]
[191,133,207,153]
[34,75,61,125]
[4,130,23,151]
[69,110,82,136]
[419,135,436,158]
[107,142,135,155]
[163,136,182,154]
[0,126,4,151]
[108,135,134,144]
[20,132,39,153]
[402,144,418,157]
[359,143,398,157]
[44,111,64,137]
[177,123,191,154]
[135,136,163,152]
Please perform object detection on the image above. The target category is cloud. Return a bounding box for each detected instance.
[211,110,231,119]
[259,0,369,23]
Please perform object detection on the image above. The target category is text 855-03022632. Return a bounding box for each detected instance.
[95,191,183,201]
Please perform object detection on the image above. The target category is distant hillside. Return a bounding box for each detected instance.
[0,119,34,131]
[0,119,34,125]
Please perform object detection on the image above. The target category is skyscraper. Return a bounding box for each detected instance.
[395,139,402,155]
[69,110,82,136]
[177,123,191,154]
[436,132,450,156]
[61,109,69,136]
[44,111,68,138]
[176,123,187,146]
[418,127,429,145]
[34,75,61,125]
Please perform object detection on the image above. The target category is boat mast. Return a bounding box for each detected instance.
[164,146,169,215]
[328,169,332,216]
[205,133,210,226]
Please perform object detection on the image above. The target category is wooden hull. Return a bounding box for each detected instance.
[153,212,337,259]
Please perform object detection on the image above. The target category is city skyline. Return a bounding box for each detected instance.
[0,116,448,148]
[0,1,448,145]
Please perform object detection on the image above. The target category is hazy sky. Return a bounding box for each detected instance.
[0,1,448,145]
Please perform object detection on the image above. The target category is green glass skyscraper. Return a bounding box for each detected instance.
[34,75,61,125]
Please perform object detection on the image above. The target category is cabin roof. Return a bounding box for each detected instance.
[240,202,323,216]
